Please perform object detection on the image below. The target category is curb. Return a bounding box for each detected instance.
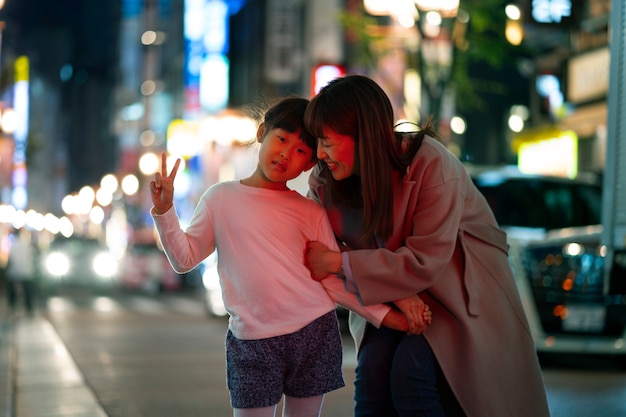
[0,317,15,417]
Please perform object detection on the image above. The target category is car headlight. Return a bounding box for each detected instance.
[93,252,118,278]
[45,252,70,277]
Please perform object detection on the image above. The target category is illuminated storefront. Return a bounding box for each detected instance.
[513,127,578,178]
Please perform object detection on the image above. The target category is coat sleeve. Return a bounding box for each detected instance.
[312,193,392,327]
[348,146,467,305]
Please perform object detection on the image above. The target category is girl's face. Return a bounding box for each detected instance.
[317,128,356,180]
[255,126,315,190]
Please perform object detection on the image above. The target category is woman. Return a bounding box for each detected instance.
[303,74,550,417]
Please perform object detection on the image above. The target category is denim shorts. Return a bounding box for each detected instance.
[226,310,345,409]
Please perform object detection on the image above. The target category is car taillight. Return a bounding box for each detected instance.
[522,242,607,333]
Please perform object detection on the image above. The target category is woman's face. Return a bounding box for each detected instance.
[317,128,356,180]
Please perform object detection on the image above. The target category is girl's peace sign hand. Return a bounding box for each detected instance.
[150,153,181,215]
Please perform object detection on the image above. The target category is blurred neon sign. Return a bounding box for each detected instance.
[11,56,30,209]
[311,64,346,96]
[531,0,572,24]
[183,0,246,118]
[516,129,578,179]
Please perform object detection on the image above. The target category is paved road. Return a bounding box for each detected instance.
[6,290,358,417]
[4,289,626,417]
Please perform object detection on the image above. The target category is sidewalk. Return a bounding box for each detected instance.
[1,288,15,417]
[0,315,14,417]
[0,291,108,417]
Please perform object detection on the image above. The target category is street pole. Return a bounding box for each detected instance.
[602,0,626,282]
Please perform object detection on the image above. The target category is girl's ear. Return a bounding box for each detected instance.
[256,123,265,143]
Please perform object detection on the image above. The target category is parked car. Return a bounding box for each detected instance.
[468,165,626,355]
[120,243,181,294]
[40,235,119,291]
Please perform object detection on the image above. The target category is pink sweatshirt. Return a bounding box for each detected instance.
[152,180,390,340]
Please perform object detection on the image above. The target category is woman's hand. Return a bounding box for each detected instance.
[305,241,342,281]
[150,153,180,215]
[393,294,432,335]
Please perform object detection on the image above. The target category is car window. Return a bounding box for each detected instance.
[474,178,602,230]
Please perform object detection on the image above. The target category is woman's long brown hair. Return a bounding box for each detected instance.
[305,74,437,242]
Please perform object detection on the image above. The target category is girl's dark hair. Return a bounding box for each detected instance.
[304,74,437,241]
[262,96,317,156]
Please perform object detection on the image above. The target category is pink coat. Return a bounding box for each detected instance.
[310,136,551,417]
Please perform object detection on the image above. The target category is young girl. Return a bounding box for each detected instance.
[149,96,431,417]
